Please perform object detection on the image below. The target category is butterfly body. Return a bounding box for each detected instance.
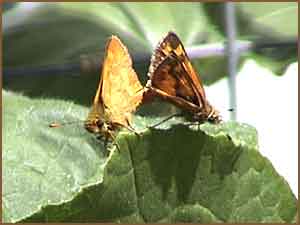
[85,36,143,143]
[84,104,115,141]
[146,32,221,123]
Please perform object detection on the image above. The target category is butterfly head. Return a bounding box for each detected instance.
[84,104,108,134]
[193,103,222,124]
[205,104,222,124]
[85,116,115,141]
[85,117,103,134]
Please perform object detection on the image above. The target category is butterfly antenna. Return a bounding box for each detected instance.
[49,120,85,128]
[148,113,183,129]
[114,142,121,152]
[135,87,145,93]
[183,121,201,128]
[109,134,120,152]
[124,123,141,137]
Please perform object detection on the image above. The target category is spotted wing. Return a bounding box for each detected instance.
[147,31,207,109]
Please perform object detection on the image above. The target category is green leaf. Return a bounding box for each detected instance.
[238,2,297,37]
[3,90,297,223]
[2,90,106,222]
[3,3,221,67]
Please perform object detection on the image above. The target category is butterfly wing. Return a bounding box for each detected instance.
[100,36,143,127]
[85,55,106,134]
[148,31,207,108]
[148,55,201,113]
[147,32,220,122]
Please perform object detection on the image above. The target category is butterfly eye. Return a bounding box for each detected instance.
[96,120,104,127]
[207,112,221,123]
[107,125,114,131]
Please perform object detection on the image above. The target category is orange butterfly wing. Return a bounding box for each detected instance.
[100,36,143,127]
[85,36,143,137]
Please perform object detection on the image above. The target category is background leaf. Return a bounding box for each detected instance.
[4,2,297,91]
[2,3,220,103]
[203,2,298,74]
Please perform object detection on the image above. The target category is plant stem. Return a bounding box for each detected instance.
[224,2,238,121]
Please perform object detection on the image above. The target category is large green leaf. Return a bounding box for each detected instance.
[2,90,106,222]
[3,3,221,67]
[3,90,297,223]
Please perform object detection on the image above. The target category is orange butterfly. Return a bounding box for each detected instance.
[51,36,144,147]
[145,31,221,124]
[84,36,144,144]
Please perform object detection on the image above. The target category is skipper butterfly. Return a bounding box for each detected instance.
[145,32,221,123]
[51,36,144,147]
[84,36,144,144]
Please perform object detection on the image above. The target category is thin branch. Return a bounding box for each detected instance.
[187,41,252,58]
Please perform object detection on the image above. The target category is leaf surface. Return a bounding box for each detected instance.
[3,90,297,223]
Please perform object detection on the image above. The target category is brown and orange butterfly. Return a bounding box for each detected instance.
[51,36,143,146]
[145,31,221,124]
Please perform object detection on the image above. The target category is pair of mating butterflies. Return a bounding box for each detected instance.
[53,32,221,144]
[85,31,221,141]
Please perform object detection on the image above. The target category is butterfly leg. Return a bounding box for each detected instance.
[148,113,183,129]
[113,141,121,152]
[184,122,197,127]
[103,136,109,149]
[197,121,201,130]
[96,134,108,144]
[121,119,141,138]
[126,124,140,137]
[184,120,202,129]
[109,132,120,152]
